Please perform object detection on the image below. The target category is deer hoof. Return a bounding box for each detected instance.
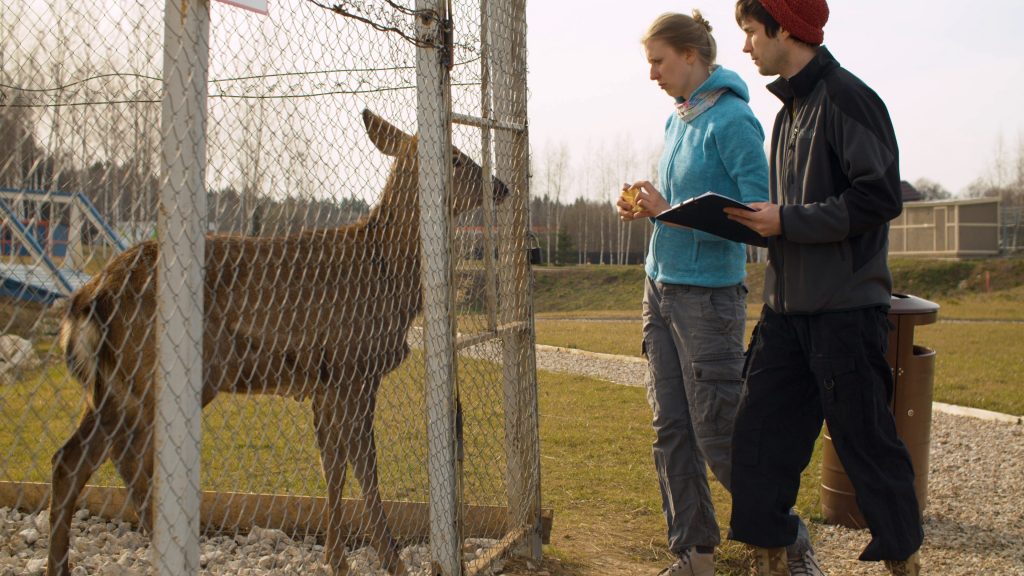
[387,558,407,576]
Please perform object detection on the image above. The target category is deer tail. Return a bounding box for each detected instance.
[58,289,108,399]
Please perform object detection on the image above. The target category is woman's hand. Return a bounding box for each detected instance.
[617,181,669,220]
[615,183,640,220]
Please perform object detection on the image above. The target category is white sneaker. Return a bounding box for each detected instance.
[788,549,825,576]
[657,547,715,576]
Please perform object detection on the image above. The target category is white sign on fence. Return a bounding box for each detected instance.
[215,0,268,15]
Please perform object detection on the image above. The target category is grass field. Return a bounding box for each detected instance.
[0,350,513,506]
[533,260,1024,416]
[533,258,1024,319]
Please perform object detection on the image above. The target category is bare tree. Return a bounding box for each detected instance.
[238,97,269,235]
[538,141,569,264]
[967,131,1024,206]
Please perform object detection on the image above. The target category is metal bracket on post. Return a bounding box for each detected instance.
[440,16,454,71]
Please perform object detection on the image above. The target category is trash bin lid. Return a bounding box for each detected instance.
[890,293,940,316]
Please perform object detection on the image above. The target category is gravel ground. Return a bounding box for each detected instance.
[0,513,504,576]
[804,410,1023,575]
[2,344,1021,575]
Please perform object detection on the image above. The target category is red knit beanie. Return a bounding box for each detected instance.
[758,0,829,45]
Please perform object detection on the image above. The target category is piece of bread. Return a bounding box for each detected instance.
[620,186,643,214]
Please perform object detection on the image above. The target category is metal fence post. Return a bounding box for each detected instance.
[416,1,460,574]
[155,1,208,574]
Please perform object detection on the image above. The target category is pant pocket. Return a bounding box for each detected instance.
[690,355,744,436]
[810,355,865,435]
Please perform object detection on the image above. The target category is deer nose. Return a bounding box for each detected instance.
[492,176,510,204]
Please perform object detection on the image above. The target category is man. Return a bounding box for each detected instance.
[724,1,924,575]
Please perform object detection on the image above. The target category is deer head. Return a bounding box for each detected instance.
[361,109,510,224]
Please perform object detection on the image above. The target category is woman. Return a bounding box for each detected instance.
[616,10,769,576]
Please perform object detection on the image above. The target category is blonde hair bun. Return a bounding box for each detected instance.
[692,9,713,34]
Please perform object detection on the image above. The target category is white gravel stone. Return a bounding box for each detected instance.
[19,527,39,545]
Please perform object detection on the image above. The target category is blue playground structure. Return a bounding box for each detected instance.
[0,188,127,305]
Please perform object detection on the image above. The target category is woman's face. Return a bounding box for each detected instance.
[645,38,698,99]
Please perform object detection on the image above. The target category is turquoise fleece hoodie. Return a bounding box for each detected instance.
[645,66,768,287]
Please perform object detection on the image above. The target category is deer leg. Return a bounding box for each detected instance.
[349,384,405,575]
[109,425,154,534]
[47,409,113,576]
[313,389,352,576]
[108,384,210,535]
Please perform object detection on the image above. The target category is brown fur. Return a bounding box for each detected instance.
[47,109,509,576]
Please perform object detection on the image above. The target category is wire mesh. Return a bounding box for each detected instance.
[0,0,536,574]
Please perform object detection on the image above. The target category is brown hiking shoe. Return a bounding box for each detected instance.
[752,546,789,576]
[884,552,921,576]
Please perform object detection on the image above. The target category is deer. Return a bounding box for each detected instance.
[47,109,510,576]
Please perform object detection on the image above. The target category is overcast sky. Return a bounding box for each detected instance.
[525,0,1024,200]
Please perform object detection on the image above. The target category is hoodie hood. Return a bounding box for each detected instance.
[675,65,751,105]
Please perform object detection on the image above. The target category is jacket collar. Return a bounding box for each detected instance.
[767,46,840,103]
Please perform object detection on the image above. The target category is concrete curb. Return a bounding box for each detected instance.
[932,402,1023,424]
[535,344,647,365]
[534,344,1024,425]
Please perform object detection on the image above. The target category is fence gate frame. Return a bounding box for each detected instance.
[416,0,542,573]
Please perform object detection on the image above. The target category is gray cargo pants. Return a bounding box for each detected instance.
[643,277,812,556]
[643,278,747,552]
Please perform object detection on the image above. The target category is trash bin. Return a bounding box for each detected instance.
[820,293,939,528]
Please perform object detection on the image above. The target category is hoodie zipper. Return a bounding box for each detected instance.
[651,121,688,280]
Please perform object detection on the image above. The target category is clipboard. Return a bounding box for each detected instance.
[654,191,768,247]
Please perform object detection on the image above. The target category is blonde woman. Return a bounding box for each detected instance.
[617,10,811,576]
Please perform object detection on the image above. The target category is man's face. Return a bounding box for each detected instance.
[739,17,784,76]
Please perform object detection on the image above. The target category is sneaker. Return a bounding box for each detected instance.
[752,546,789,576]
[884,552,921,576]
[657,547,715,576]
[788,549,825,576]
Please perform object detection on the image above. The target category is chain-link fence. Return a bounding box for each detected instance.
[0,1,539,574]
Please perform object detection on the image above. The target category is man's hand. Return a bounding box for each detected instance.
[724,201,782,238]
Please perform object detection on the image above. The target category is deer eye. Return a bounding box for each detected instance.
[453,156,465,167]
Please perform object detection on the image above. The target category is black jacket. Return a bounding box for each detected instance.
[763,47,902,314]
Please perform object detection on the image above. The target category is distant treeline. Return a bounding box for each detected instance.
[0,100,372,239]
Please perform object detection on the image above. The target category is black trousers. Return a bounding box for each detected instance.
[728,305,923,562]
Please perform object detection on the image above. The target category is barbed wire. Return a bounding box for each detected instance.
[1,0,483,109]
[304,0,437,47]
[0,65,483,108]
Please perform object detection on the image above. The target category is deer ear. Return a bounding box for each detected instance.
[362,109,411,157]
